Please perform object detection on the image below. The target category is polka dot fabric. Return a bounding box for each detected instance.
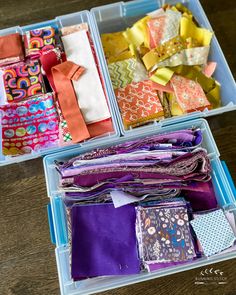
[190,209,236,257]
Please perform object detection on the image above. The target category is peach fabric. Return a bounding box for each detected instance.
[147,16,166,49]
[170,75,211,113]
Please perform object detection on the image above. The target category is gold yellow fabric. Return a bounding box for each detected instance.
[123,16,150,48]
[150,68,174,86]
[101,32,135,63]
[142,36,186,70]
[180,16,213,46]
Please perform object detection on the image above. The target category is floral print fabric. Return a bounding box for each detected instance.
[136,202,196,265]
[170,75,211,113]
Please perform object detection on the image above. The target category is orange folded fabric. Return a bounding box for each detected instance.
[0,33,24,65]
[52,61,90,143]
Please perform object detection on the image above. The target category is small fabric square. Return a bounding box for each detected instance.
[101,32,134,63]
[24,26,56,58]
[170,75,211,113]
[136,203,196,265]
[3,60,45,102]
[115,80,164,129]
[71,204,140,279]
[190,209,236,257]
[108,58,147,89]
[0,33,24,66]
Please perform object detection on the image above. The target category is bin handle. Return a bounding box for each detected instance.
[47,203,56,245]
[221,161,236,201]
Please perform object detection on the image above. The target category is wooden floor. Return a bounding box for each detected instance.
[0,0,236,294]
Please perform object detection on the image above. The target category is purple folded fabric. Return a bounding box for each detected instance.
[54,127,220,280]
[71,204,140,279]
[184,180,218,211]
[64,150,210,187]
[57,129,203,169]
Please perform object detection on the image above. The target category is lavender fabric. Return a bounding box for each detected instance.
[62,149,211,186]
[71,204,140,279]
[57,129,203,169]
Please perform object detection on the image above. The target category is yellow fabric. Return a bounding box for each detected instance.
[138,45,150,57]
[150,68,174,86]
[180,16,213,46]
[124,111,164,129]
[185,37,200,48]
[101,32,135,63]
[206,82,221,108]
[123,16,150,48]
[175,3,193,16]
[168,93,184,116]
[108,51,134,64]
[142,36,186,70]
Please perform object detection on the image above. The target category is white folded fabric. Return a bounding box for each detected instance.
[62,30,110,124]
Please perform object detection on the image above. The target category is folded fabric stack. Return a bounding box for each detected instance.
[55,128,236,280]
[101,3,221,129]
[0,23,112,156]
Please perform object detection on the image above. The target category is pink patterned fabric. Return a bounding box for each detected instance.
[1,93,59,155]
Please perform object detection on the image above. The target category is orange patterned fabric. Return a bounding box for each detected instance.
[115,80,164,129]
[170,75,211,113]
[147,16,166,49]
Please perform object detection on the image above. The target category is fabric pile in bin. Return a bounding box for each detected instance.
[101,3,221,130]
[55,127,236,280]
[0,23,113,156]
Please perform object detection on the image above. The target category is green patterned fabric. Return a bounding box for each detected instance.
[108,58,136,89]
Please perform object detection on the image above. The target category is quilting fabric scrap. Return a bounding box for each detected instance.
[40,48,65,92]
[156,46,210,68]
[24,26,56,58]
[71,203,140,279]
[170,75,211,113]
[136,201,196,267]
[61,30,111,124]
[101,32,135,64]
[123,16,150,48]
[115,80,164,129]
[147,9,181,49]
[190,209,236,257]
[52,61,90,143]
[0,33,24,66]
[0,93,59,155]
[180,16,213,47]
[142,36,186,71]
[108,58,148,89]
[3,60,45,102]
[58,128,203,167]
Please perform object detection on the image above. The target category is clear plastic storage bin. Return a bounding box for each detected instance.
[0,11,120,166]
[44,118,236,295]
[91,0,236,135]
